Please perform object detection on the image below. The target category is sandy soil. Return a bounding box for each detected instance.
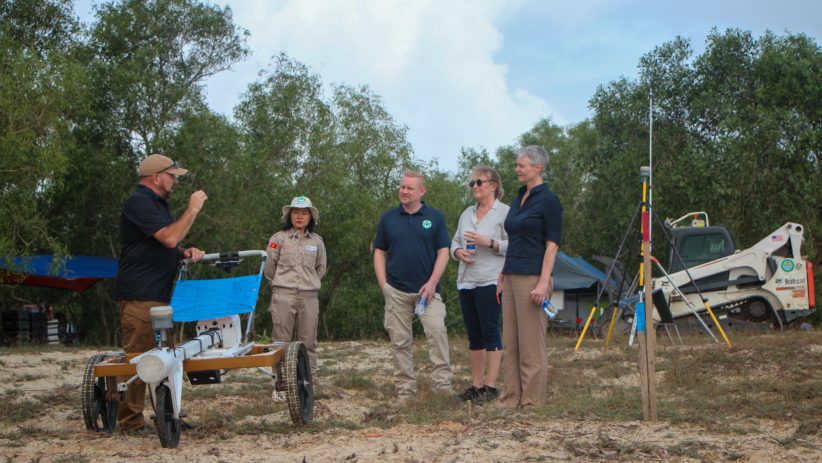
[1,340,820,463]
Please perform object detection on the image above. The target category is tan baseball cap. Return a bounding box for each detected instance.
[138,154,189,176]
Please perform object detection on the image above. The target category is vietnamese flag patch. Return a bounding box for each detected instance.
[270,242,278,249]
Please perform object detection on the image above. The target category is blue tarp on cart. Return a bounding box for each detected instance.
[170,274,262,322]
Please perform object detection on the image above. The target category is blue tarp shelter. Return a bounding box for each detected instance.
[0,255,118,292]
[554,251,609,291]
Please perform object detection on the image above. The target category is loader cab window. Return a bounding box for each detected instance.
[670,227,735,273]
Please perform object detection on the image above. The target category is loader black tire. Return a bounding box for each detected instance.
[745,299,771,322]
[283,341,313,425]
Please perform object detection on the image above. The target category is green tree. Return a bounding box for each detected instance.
[42,0,250,344]
[88,0,249,154]
[231,55,423,339]
[0,0,84,258]
[584,29,821,317]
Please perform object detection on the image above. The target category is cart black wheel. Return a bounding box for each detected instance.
[81,354,119,432]
[154,384,181,448]
[282,342,313,425]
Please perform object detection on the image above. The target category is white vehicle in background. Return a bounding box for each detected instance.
[653,212,816,328]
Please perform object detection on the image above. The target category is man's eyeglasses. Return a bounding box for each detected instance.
[156,161,179,181]
[469,179,491,187]
[157,161,179,174]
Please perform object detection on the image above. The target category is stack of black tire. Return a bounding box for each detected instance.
[1,309,51,345]
[2,309,31,344]
[30,311,48,343]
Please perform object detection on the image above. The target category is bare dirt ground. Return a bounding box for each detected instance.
[1,331,821,462]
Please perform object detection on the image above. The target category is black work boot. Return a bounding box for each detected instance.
[457,385,483,402]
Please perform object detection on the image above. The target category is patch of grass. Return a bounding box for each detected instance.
[0,433,26,446]
[187,407,234,436]
[229,417,295,435]
[403,387,459,425]
[332,369,376,390]
[0,345,80,355]
[363,404,400,428]
[0,390,41,424]
[667,439,713,459]
[11,373,47,382]
[657,345,822,427]
[37,382,78,408]
[316,419,361,430]
[54,454,91,463]
[320,347,366,362]
[233,399,277,418]
[539,384,644,421]
[184,385,224,400]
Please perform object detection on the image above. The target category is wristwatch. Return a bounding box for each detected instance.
[489,239,495,249]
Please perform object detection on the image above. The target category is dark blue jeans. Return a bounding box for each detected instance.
[459,284,502,351]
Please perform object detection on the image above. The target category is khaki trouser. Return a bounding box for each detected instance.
[269,288,319,380]
[382,283,452,399]
[499,275,549,407]
[118,300,161,431]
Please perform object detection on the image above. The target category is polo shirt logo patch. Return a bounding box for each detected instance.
[306,245,318,251]
[422,220,432,229]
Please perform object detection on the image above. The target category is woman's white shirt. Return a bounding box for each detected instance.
[450,199,510,290]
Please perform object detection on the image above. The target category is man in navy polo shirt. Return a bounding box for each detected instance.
[374,171,453,403]
[114,153,207,432]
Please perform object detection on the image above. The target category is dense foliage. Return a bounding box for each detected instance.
[1,1,819,344]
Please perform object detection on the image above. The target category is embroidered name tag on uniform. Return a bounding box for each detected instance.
[305,245,318,251]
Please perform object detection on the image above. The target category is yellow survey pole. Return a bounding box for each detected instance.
[574,305,598,352]
[702,302,733,348]
[604,304,619,348]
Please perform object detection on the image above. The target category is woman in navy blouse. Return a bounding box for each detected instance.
[496,145,562,407]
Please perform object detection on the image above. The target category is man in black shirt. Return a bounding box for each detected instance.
[114,153,207,432]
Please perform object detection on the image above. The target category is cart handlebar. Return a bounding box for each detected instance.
[183,250,266,265]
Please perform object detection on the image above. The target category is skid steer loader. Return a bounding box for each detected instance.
[653,212,816,327]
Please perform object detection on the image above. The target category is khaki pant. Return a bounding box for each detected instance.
[118,300,161,431]
[499,275,549,407]
[382,283,452,399]
[269,288,319,380]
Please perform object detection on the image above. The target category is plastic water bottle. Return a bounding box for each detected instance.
[466,242,476,252]
[542,299,558,319]
[415,296,427,317]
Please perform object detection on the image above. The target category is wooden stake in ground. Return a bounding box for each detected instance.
[638,166,657,421]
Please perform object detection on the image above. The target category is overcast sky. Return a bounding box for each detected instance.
[74,0,821,172]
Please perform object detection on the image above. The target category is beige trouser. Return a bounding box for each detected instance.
[118,300,161,431]
[499,275,549,407]
[269,288,319,380]
[382,283,452,399]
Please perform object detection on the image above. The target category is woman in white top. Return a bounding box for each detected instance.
[450,166,509,403]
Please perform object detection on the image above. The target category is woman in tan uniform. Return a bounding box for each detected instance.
[265,196,327,387]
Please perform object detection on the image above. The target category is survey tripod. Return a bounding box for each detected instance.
[574,183,733,351]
